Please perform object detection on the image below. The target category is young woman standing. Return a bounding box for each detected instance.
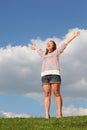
[31,31,80,119]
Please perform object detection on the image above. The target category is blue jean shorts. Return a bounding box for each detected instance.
[41,75,61,85]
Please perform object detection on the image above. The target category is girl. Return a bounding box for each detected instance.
[31,31,80,119]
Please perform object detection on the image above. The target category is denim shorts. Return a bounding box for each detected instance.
[41,75,61,85]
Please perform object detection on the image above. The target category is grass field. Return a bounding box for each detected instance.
[0,116,87,130]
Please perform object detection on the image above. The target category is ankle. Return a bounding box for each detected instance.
[58,113,62,118]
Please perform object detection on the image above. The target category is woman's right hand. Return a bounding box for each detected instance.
[31,45,38,50]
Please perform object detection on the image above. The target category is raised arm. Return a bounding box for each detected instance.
[65,31,80,44]
[56,31,80,55]
[31,45,44,57]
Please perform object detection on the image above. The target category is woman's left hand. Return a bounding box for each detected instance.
[74,31,80,37]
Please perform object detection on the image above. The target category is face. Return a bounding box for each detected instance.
[46,41,54,52]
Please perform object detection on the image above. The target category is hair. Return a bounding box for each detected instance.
[45,40,57,55]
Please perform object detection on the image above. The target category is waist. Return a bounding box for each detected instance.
[41,70,60,77]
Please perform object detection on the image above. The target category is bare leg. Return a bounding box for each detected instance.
[43,84,51,119]
[52,83,62,118]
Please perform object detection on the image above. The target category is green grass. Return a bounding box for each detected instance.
[0,116,87,130]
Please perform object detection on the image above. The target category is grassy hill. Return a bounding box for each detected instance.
[0,116,87,130]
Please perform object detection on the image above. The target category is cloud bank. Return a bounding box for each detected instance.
[0,28,87,118]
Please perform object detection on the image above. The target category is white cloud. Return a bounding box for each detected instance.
[62,79,87,102]
[25,92,44,105]
[0,111,30,118]
[0,28,87,103]
[0,45,42,94]
[63,105,87,117]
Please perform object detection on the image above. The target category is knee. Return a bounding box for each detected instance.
[44,91,51,97]
[53,91,60,97]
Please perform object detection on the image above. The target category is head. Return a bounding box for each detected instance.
[45,40,57,55]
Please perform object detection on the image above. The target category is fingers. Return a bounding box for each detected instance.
[76,31,80,35]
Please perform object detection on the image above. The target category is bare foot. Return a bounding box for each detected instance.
[46,114,50,119]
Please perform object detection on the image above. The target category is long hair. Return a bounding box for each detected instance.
[45,40,57,55]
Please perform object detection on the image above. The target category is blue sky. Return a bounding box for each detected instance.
[0,0,87,117]
[0,0,87,46]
